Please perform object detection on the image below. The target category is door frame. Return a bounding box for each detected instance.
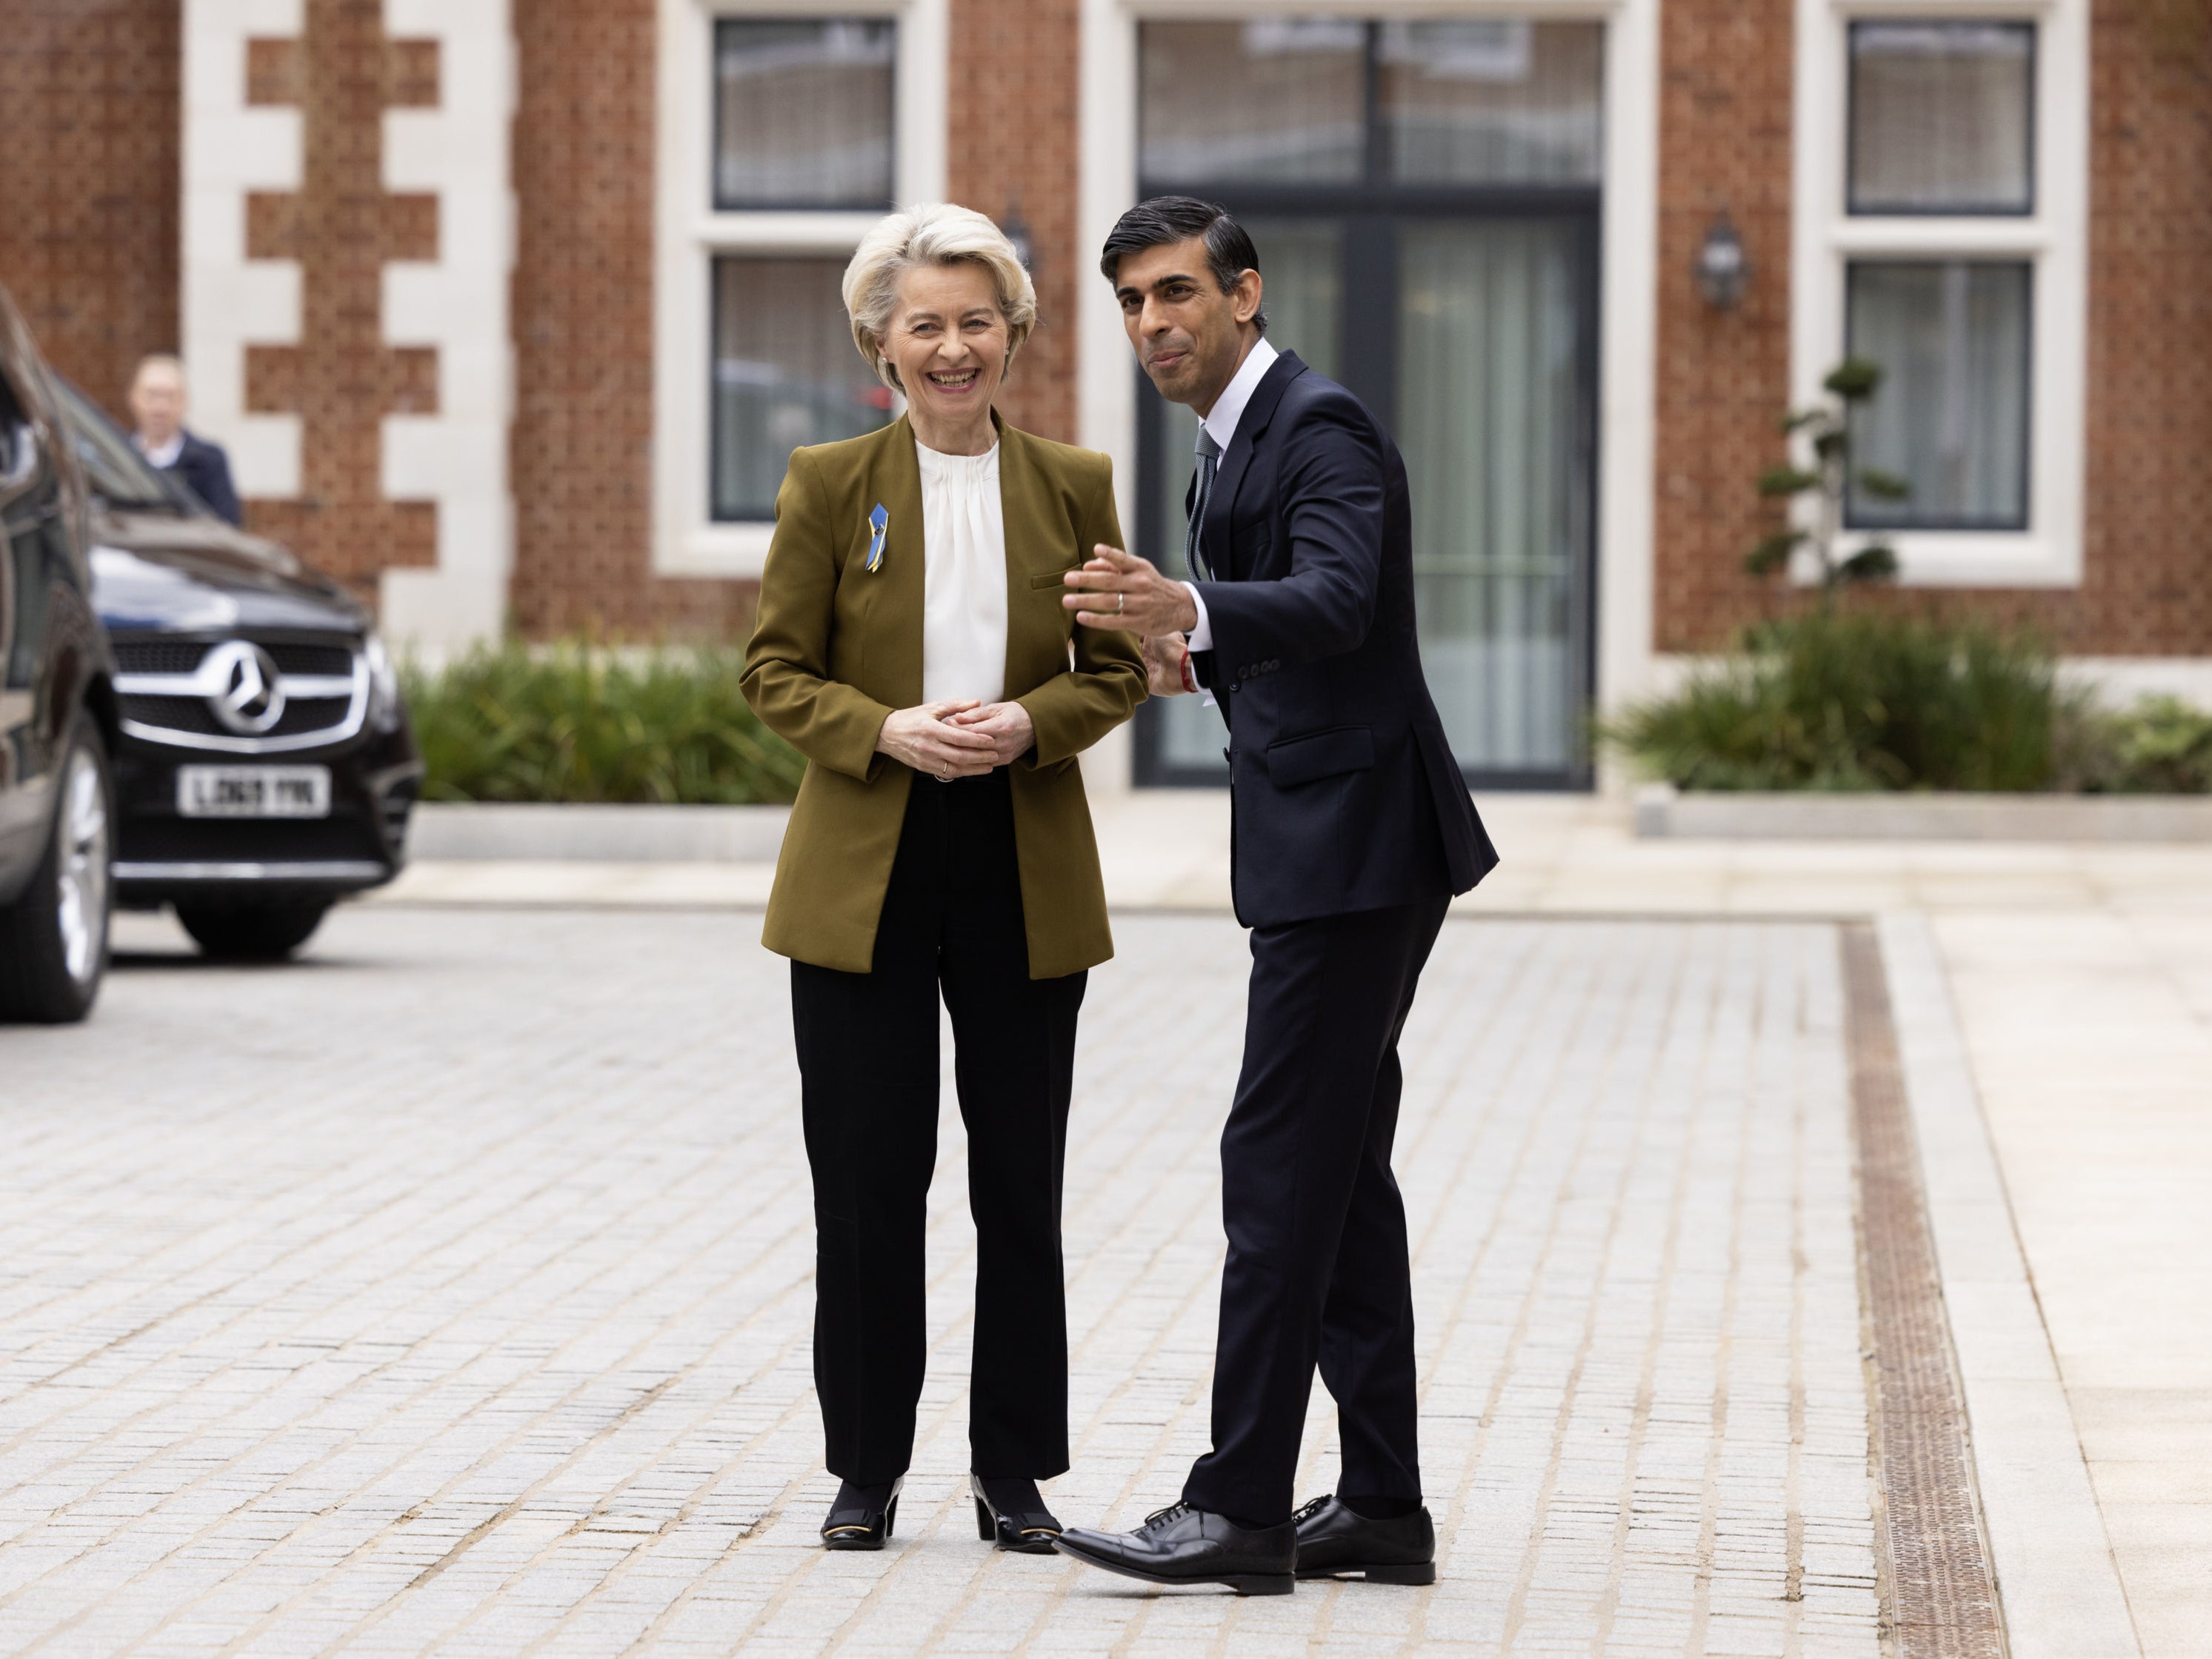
[1130,197,1603,791]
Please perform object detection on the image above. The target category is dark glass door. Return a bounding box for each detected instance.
[1133,19,1602,789]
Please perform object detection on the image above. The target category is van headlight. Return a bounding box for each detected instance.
[364,632,404,732]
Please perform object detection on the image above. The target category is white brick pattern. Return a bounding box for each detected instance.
[375,0,515,653]
[181,0,306,500]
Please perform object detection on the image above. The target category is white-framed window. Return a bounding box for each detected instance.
[1791,0,2087,586]
[653,0,947,577]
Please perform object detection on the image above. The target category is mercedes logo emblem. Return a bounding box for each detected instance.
[204,641,287,735]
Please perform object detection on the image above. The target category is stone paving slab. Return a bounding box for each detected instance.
[1,911,1879,1657]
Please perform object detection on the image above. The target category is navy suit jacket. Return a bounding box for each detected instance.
[1189,350,1499,927]
[161,432,241,525]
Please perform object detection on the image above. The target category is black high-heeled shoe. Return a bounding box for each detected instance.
[971,1474,1061,1555]
[821,1476,904,1550]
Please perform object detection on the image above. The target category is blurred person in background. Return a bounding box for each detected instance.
[741,204,1145,1557]
[128,353,240,524]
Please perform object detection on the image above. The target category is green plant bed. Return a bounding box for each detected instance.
[403,643,804,804]
[1605,610,2212,795]
[2071,696,2212,795]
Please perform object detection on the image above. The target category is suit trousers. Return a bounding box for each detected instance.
[790,765,1086,1486]
[1182,895,1450,1525]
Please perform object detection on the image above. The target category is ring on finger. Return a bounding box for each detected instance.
[1115,591,1125,615]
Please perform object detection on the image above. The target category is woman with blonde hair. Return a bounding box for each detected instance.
[742,204,1145,1555]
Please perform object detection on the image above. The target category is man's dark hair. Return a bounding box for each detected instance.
[1099,196,1267,333]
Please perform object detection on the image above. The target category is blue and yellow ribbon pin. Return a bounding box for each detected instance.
[865,503,889,572]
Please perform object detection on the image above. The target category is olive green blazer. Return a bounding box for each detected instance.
[741,413,1145,979]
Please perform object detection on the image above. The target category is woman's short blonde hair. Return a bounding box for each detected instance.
[842,204,1037,393]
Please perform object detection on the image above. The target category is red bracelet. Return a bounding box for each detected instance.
[1179,647,1200,695]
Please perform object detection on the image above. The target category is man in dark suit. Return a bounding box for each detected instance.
[1053,197,1499,1595]
[128,355,241,525]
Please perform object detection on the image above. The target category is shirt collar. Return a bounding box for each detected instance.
[1199,336,1279,455]
[136,432,185,469]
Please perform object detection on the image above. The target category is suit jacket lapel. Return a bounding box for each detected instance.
[1202,349,1305,581]
[994,417,1073,696]
[867,415,927,710]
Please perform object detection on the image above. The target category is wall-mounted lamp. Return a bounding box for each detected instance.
[1696,210,1748,310]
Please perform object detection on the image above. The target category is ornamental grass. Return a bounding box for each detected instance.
[1607,610,2212,793]
[1605,610,2067,792]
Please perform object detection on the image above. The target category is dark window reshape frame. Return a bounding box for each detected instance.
[1841,257,2034,533]
[710,16,899,214]
[708,253,894,524]
[1845,19,2036,218]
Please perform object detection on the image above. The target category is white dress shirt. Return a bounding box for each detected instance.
[136,432,185,469]
[916,436,1008,707]
[1182,335,1279,672]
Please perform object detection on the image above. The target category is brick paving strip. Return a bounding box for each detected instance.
[1840,927,2008,1659]
[0,909,2016,1656]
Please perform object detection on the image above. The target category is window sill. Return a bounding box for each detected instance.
[693,211,885,253]
[658,521,774,579]
[1828,218,2049,255]
[1826,529,2080,589]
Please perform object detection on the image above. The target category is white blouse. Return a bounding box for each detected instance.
[916,436,1008,707]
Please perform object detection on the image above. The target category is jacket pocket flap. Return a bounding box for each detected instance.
[1266,725,1374,787]
[1029,566,1078,590]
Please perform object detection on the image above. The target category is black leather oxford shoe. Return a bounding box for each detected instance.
[1291,1495,1436,1584]
[972,1474,1061,1554]
[820,1476,904,1550]
[1053,1501,1296,1595]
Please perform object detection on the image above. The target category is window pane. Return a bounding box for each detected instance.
[1247,219,1342,380]
[713,258,893,521]
[1849,23,2032,213]
[1846,261,2030,530]
[1380,21,1604,185]
[1139,19,1365,184]
[714,19,895,208]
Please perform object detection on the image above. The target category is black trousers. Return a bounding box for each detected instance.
[1182,895,1450,1525]
[790,767,1086,1486]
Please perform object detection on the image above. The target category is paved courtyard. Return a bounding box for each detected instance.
[4,908,1889,1655]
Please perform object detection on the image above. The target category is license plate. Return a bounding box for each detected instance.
[176,765,332,819]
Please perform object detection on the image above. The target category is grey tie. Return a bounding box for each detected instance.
[1186,426,1222,581]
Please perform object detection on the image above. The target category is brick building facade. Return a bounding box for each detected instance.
[3,0,2207,789]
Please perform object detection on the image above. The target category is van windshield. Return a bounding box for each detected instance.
[56,380,199,514]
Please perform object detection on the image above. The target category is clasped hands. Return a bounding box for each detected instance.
[878,544,1199,774]
[876,698,1033,779]
[1063,544,1198,699]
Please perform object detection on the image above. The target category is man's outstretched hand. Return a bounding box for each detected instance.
[1062,545,1199,638]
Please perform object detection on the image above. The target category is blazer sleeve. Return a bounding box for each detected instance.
[1015,458,1147,769]
[1190,397,1383,681]
[185,438,242,527]
[740,448,895,782]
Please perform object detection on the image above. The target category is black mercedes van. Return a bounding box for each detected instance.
[56,384,423,961]
[0,285,117,1022]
